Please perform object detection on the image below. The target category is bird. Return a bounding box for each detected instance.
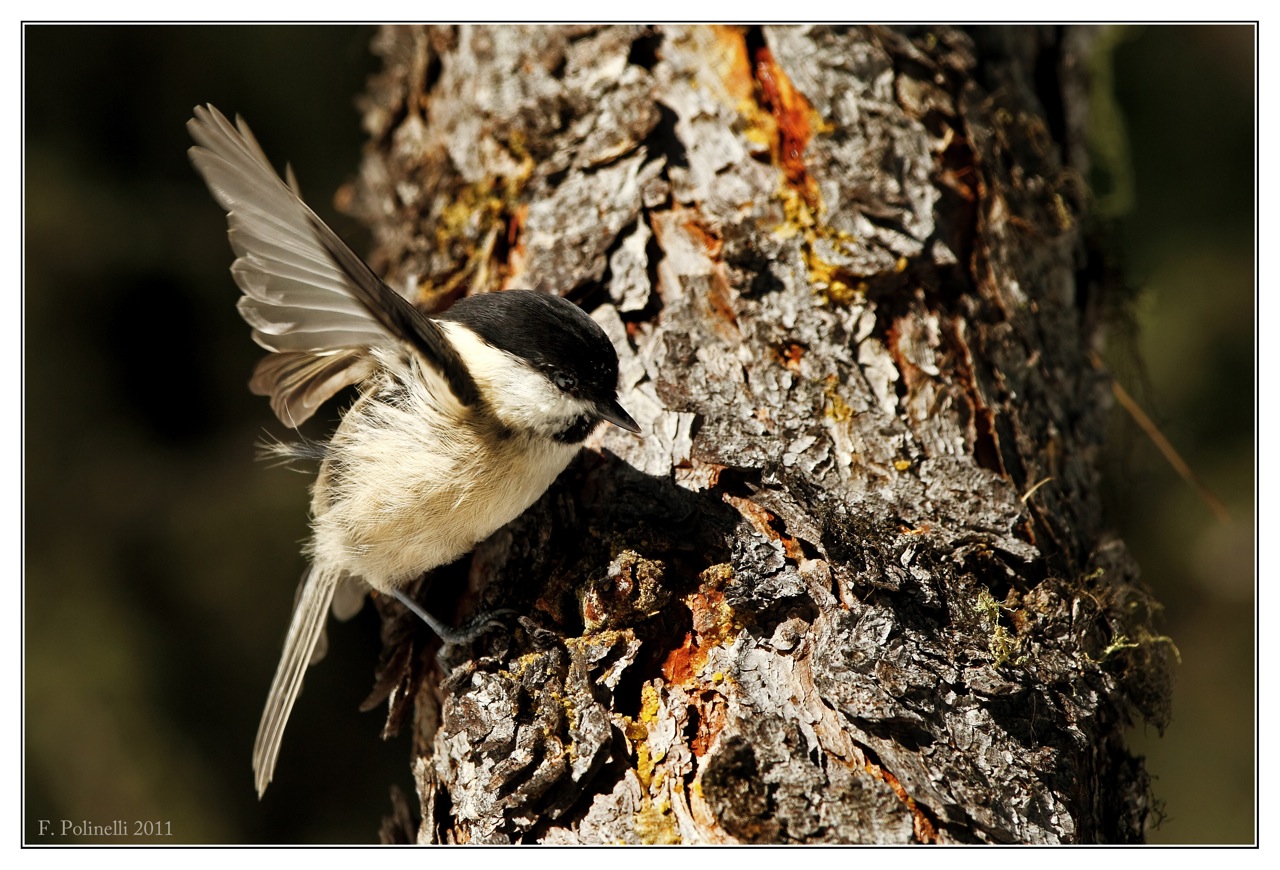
[187,104,640,797]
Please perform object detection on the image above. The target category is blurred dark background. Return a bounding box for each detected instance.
[22,25,1254,844]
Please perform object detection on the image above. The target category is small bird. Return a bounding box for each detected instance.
[187,104,640,797]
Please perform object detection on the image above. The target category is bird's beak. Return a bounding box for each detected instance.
[597,398,641,434]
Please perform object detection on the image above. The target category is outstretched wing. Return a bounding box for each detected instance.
[187,104,479,425]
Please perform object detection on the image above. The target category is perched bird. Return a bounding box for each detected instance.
[187,104,640,797]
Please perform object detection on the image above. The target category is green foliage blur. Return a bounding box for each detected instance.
[1098,25,1255,845]
[22,25,1254,844]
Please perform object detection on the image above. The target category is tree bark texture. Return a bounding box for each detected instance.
[345,24,1173,844]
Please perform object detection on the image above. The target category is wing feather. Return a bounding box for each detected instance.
[187,103,481,422]
[249,350,376,428]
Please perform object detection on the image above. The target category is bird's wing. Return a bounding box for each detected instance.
[187,104,480,425]
[246,349,376,430]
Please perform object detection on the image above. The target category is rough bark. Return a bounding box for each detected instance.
[345,24,1173,845]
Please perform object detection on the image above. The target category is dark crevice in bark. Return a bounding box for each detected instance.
[648,102,689,171]
[423,50,443,96]
[626,25,662,70]
[1033,27,1069,163]
[635,215,668,321]
[856,741,943,843]
[742,25,767,69]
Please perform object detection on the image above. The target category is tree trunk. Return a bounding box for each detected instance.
[347,24,1173,844]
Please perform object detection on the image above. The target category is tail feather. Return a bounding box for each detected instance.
[252,565,338,798]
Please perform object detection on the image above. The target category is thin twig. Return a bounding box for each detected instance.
[1104,365,1231,524]
[1020,476,1053,503]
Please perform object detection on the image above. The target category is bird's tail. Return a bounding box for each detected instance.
[252,564,339,798]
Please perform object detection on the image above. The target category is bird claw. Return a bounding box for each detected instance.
[388,590,516,645]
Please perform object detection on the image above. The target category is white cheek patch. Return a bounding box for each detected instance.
[440,321,597,436]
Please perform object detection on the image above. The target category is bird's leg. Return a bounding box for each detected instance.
[387,588,516,646]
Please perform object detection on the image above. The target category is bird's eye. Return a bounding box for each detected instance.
[552,371,577,392]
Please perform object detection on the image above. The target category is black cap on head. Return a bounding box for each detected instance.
[440,290,639,433]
